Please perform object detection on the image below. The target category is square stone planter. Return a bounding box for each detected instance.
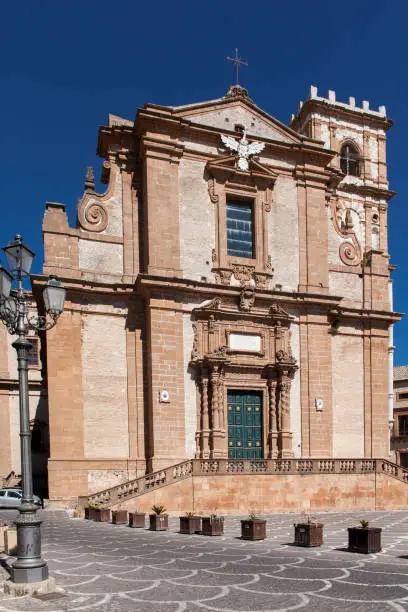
[201,517,224,536]
[112,510,128,525]
[179,516,202,534]
[4,528,17,555]
[85,507,97,520]
[94,509,111,522]
[129,512,146,528]
[149,514,169,531]
[348,527,382,553]
[241,519,267,540]
[294,523,324,547]
[0,524,7,552]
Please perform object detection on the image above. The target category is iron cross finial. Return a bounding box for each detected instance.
[226,48,248,86]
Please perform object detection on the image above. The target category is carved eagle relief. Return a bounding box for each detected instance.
[221,128,265,171]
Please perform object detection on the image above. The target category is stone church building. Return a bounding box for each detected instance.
[0,83,403,510]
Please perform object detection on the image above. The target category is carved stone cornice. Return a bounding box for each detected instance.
[269,303,292,321]
[337,182,396,202]
[140,136,184,164]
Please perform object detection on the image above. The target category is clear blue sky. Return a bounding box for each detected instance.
[1,1,407,363]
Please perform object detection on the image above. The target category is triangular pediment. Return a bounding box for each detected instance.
[172,94,302,144]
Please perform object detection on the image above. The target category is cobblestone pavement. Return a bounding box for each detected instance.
[2,510,408,611]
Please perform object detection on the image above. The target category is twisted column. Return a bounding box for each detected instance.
[279,376,292,432]
[267,378,278,458]
[200,376,210,458]
[217,370,225,431]
[211,370,219,430]
[202,377,209,431]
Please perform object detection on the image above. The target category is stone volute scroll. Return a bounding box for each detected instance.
[329,196,363,266]
[77,165,110,233]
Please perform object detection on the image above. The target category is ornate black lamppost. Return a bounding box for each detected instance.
[0,235,65,584]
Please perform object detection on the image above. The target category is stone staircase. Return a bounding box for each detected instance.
[79,457,408,510]
[1,471,21,488]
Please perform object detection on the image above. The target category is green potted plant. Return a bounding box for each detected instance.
[201,512,224,536]
[179,511,202,534]
[128,509,146,528]
[149,505,169,531]
[111,506,128,525]
[348,519,382,553]
[241,512,266,540]
[294,514,324,547]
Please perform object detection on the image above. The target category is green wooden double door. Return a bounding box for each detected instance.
[227,390,263,459]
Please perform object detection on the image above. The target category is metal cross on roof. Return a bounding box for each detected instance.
[227,48,248,86]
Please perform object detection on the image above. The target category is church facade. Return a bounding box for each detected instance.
[1,84,399,504]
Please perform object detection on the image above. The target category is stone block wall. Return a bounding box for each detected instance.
[111,472,408,514]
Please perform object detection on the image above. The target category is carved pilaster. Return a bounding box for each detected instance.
[276,350,298,458]
[277,374,293,458]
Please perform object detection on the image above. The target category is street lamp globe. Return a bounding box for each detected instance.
[42,275,66,315]
[0,265,13,301]
[2,235,35,278]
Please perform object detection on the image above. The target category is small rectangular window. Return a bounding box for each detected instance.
[397,392,408,400]
[7,491,21,498]
[226,200,254,259]
[400,452,408,468]
[399,415,408,436]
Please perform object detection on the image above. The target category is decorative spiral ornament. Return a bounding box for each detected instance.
[78,201,108,232]
[339,240,360,266]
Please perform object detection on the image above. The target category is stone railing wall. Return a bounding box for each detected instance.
[79,457,408,508]
[80,460,194,509]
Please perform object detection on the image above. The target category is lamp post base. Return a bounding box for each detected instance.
[11,564,49,584]
[11,506,49,584]
[3,576,56,597]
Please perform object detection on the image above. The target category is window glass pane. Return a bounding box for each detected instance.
[0,491,5,497]
[400,453,408,468]
[7,491,21,498]
[226,201,254,259]
[398,392,408,400]
[340,144,360,177]
[399,415,408,435]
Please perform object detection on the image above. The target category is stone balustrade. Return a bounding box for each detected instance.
[78,458,408,509]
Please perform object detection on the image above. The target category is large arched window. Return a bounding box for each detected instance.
[340,143,360,177]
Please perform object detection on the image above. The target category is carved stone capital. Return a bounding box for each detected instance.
[213,268,233,285]
[232,264,255,285]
